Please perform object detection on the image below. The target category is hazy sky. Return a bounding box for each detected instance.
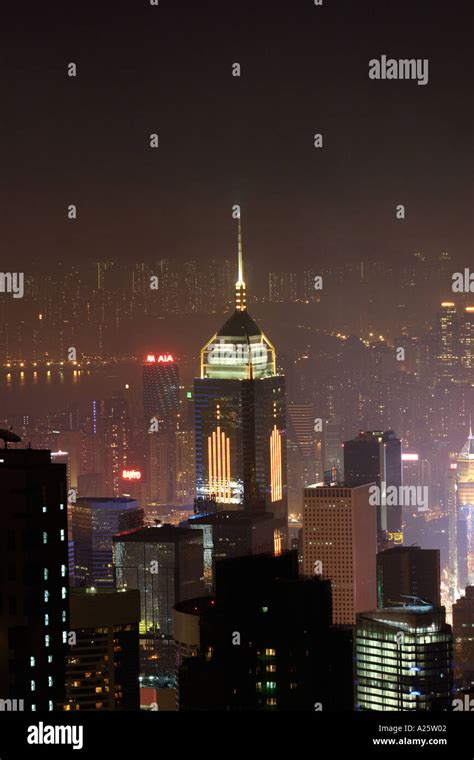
[2,0,472,268]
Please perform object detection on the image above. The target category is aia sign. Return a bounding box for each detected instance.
[146,353,174,364]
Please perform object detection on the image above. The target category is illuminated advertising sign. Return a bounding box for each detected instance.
[402,453,419,461]
[146,354,174,364]
[122,469,142,480]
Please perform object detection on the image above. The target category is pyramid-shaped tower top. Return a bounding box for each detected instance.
[459,423,474,458]
[199,213,276,379]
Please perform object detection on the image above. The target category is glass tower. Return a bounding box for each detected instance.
[194,215,288,550]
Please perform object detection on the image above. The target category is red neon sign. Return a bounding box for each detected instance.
[122,469,142,480]
[145,353,174,364]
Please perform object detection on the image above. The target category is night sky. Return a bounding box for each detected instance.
[2,0,472,268]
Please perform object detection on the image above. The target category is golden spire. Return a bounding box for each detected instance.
[235,213,246,311]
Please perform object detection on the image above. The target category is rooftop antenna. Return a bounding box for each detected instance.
[235,211,246,312]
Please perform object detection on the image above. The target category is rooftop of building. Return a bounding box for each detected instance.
[216,309,263,340]
[77,496,138,504]
[459,428,474,458]
[344,430,398,444]
[189,510,274,525]
[304,481,377,491]
[174,596,216,616]
[112,523,200,543]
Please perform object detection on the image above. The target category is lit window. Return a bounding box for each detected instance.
[45,614,49,626]
[45,635,50,647]
[62,610,67,622]
[42,506,47,513]
[43,532,48,544]
[31,680,35,692]
[62,587,67,599]
[44,568,48,580]
[265,648,276,656]
[31,704,36,711]
[61,565,66,577]
[48,655,53,663]
[60,529,65,541]
[59,503,64,510]
[48,676,53,687]
[49,701,53,711]
[44,590,49,602]
[30,657,35,667]
[62,631,67,643]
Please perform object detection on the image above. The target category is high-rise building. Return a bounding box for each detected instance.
[143,353,179,506]
[355,603,453,711]
[323,416,344,481]
[142,353,180,425]
[457,428,474,588]
[113,525,204,705]
[268,272,298,303]
[447,458,459,602]
[65,587,140,711]
[286,403,320,514]
[69,497,139,588]
[176,552,354,711]
[188,510,275,591]
[459,307,474,379]
[0,447,69,711]
[194,216,288,551]
[175,428,195,505]
[436,301,458,379]
[452,586,474,687]
[377,546,440,607]
[343,430,402,549]
[94,395,132,497]
[303,483,377,625]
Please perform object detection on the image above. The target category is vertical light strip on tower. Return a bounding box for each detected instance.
[270,424,282,502]
[207,425,232,503]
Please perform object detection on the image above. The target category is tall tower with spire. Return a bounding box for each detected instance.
[193,213,287,552]
[457,423,474,589]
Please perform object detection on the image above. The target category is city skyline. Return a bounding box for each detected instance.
[0,0,472,749]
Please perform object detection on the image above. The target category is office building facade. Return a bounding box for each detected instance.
[303,483,377,625]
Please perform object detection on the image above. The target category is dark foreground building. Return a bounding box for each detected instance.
[65,587,140,711]
[0,447,69,712]
[343,430,402,549]
[377,545,441,607]
[188,510,275,592]
[176,552,353,711]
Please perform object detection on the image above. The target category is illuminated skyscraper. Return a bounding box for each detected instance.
[355,604,453,711]
[457,427,474,588]
[437,301,458,379]
[143,353,180,506]
[460,306,474,379]
[142,353,179,426]
[194,215,288,550]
